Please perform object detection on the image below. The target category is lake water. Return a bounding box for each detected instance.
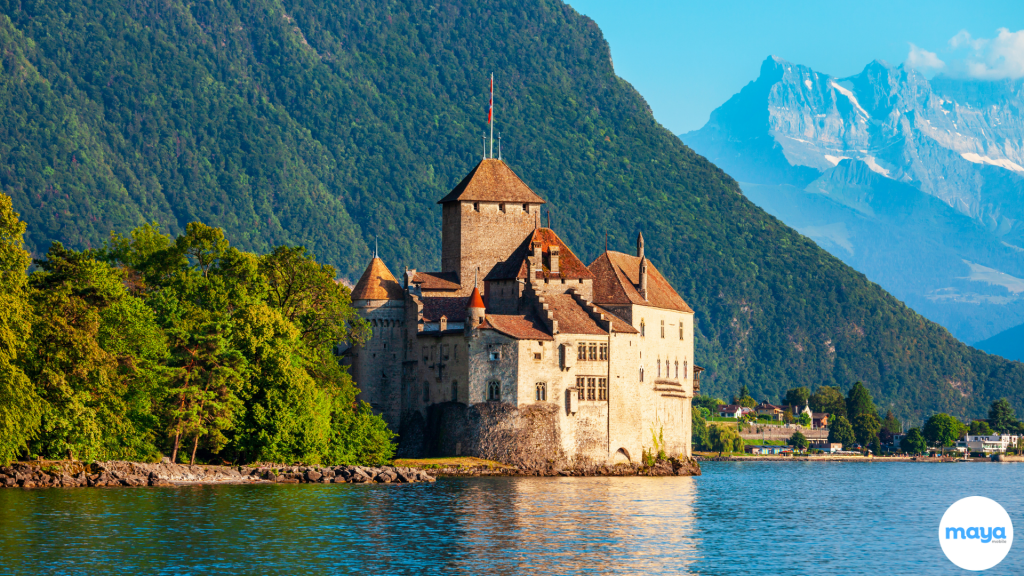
[1,461,1020,574]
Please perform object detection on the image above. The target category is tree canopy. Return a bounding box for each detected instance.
[923,414,967,448]
[810,386,847,418]
[0,199,393,466]
[828,415,856,448]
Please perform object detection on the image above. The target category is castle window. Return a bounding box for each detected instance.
[452,381,458,402]
[599,343,608,360]
[675,361,679,379]
[586,377,596,401]
[443,344,450,361]
[522,203,529,212]
[578,345,586,361]
[488,381,501,402]
[577,377,585,400]
[473,202,480,212]
[424,382,430,403]
[640,320,645,337]
[489,350,500,361]
[422,346,428,363]
[640,367,644,382]
[598,378,607,401]
[588,344,597,361]
[454,344,458,361]
[499,203,506,212]
[679,324,684,340]
[535,382,547,402]
[661,320,665,338]
[534,352,542,361]
[684,360,688,378]
[657,358,661,378]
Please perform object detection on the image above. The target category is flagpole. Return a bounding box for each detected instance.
[489,73,494,159]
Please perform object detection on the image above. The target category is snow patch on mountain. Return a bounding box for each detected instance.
[960,152,1024,173]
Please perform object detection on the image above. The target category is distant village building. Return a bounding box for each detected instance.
[964,434,1019,454]
[347,159,701,466]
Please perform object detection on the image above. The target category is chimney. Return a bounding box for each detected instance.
[639,257,649,301]
[550,245,560,277]
[637,231,645,259]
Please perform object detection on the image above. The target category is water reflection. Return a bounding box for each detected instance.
[2,463,1023,575]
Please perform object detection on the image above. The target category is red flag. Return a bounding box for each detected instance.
[488,75,493,124]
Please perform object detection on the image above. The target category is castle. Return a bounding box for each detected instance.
[348,158,701,467]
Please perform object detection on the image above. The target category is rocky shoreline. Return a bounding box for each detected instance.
[0,460,436,489]
[422,456,702,478]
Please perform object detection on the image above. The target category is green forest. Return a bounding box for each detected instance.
[0,194,393,465]
[1,0,1023,422]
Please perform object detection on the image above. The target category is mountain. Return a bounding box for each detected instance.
[974,323,1024,363]
[2,0,1024,422]
[682,56,1024,344]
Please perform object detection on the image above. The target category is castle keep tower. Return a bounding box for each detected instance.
[437,159,545,296]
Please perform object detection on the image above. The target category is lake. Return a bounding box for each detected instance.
[0,461,1020,574]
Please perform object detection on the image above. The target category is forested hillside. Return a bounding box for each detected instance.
[2,0,1023,422]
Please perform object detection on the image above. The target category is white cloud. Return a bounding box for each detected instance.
[906,43,945,72]
[915,28,1024,80]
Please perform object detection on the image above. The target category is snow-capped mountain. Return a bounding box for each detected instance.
[682,56,1024,345]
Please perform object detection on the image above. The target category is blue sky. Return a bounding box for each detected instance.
[567,0,1024,133]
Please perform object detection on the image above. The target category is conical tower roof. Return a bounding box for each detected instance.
[437,158,546,204]
[467,286,486,309]
[351,257,404,300]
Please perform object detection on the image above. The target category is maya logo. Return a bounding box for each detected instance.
[939,497,1014,571]
[944,526,1008,543]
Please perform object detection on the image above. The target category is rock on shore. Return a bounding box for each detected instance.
[0,461,436,489]
[423,456,702,478]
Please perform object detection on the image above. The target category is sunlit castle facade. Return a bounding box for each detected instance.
[347,158,701,467]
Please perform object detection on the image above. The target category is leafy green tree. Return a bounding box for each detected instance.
[0,194,42,464]
[789,431,809,452]
[828,415,855,448]
[708,425,743,456]
[784,387,810,409]
[988,399,1017,433]
[846,382,877,422]
[853,413,882,446]
[809,386,847,418]
[691,411,710,450]
[901,428,927,454]
[969,420,994,436]
[693,395,726,415]
[879,410,901,444]
[797,413,812,428]
[923,414,968,448]
[869,436,881,455]
[732,385,756,408]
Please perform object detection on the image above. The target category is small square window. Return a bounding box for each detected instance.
[489,350,500,361]
[534,352,542,361]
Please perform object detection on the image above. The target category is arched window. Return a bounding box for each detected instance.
[640,367,644,382]
[488,381,501,402]
[535,382,547,402]
[423,382,430,403]
[640,320,645,337]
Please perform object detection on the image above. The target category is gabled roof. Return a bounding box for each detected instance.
[410,271,460,291]
[544,294,607,335]
[588,251,693,313]
[437,159,546,205]
[479,314,553,341]
[351,257,404,300]
[486,228,596,281]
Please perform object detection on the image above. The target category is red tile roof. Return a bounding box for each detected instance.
[486,228,596,281]
[437,159,546,205]
[421,297,469,322]
[544,294,607,335]
[351,257,404,300]
[593,304,640,334]
[411,271,460,291]
[588,251,693,313]
[479,314,553,341]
